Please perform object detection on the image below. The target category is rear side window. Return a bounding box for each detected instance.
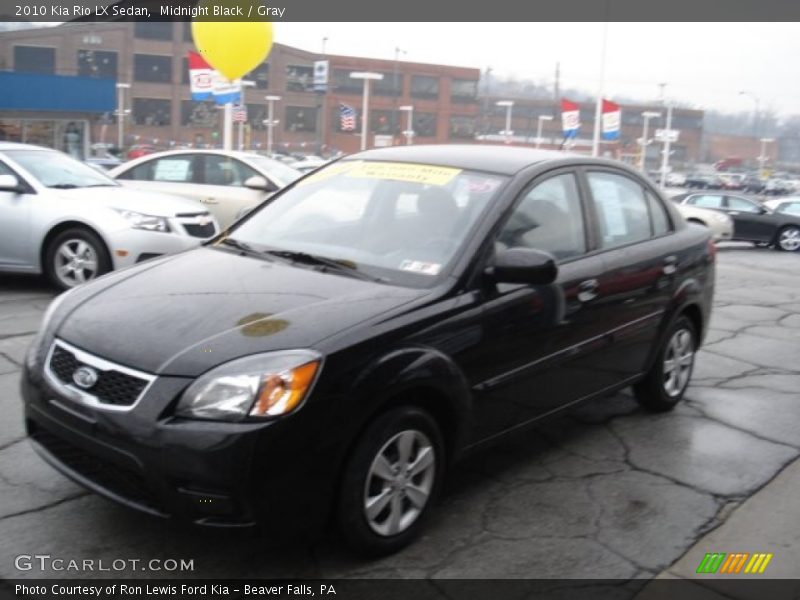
[587,172,652,249]
[726,196,760,213]
[646,191,670,236]
[687,194,723,208]
[118,156,196,183]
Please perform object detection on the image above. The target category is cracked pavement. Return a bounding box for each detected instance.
[0,244,798,581]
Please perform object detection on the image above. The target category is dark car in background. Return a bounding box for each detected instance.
[673,191,800,251]
[22,146,715,555]
[685,173,723,189]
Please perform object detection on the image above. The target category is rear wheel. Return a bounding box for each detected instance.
[775,226,800,252]
[633,316,696,412]
[44,228,111,290]
[337,406,444,556]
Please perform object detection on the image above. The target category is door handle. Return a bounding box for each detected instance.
[663,255,678,275]
[577,279,599,303]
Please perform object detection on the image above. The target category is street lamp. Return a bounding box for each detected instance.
[496,100,514,143]
[115,83,130,152]
[237,80,255,151]
[399,105,414,145]
[759,137,775,177]
[264,95,281,156]
[350,72,384,151]
[535,115,553,149]
[639,110,661,173]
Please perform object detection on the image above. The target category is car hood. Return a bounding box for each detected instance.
[54,247,425,377]
[53,186,207,217]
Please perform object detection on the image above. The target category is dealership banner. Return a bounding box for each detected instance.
[561,98,580,139]
[601,99,621,140]
[187,51,242,105]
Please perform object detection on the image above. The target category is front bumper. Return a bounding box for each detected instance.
[21,358,338,533]
[106,227,213,270]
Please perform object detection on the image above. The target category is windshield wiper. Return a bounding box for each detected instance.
[264,250,387,283]
[215,237,267,258]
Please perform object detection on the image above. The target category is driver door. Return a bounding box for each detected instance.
[724,195,775,241]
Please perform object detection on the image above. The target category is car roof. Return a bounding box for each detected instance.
[0,142,57,152]
[349,144,592,176]
[127,149,270,160]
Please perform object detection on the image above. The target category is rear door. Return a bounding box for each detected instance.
[582,169,678,380]
[0,159,35,270]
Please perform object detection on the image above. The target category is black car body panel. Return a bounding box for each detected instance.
[23,146,715,534]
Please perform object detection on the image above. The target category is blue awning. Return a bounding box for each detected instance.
[0,72,116,113]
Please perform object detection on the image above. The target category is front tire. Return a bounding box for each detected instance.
[633,316,696,412]
[775,225,800,252]
[44,228,111,290]
[337,406,444,556]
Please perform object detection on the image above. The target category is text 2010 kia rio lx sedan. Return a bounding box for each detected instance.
[22,145,715,555]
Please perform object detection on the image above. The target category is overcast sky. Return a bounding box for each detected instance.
[276,22,800,116]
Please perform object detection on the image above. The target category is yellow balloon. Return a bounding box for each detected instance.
[192,0,273,82]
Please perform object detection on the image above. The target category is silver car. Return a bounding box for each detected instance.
[109,150,302,229]
[0,143,220,290]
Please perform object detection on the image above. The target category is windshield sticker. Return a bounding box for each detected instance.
[347,162,461,186]
[399,260,442,275]
[466,177,503,194]
[296,160,363,186]
[153,159,191,182]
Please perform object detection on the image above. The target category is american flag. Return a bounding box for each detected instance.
[232,104,248,123]
[340,103,357,131]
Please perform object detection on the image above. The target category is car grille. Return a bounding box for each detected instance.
[183,222,216,238]
[31,426,163,512]
[49,344,148,407]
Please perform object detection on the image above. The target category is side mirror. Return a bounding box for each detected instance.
[488,247,558,285]
[0,174,23,193]
[244,175,276,192]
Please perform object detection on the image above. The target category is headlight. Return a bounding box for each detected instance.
[113,209,171,233]
[175,351,321,422]
[25,289,73,370]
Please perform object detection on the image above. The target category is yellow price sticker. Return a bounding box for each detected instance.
[296,160,363,186]
[346,162,461,186]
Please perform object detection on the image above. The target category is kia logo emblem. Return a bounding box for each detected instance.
[72,366,99,389]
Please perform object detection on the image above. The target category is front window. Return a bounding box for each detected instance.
[242,155,302,187]
[226,161,508,287]
[6,150,117,189]
[777,202,800,216]
[726,196,760,213]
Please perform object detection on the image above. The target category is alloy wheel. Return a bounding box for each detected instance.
[54,238,99,287]
[363,429,436,537]
[778,227,800,252]
[663,328,694,397]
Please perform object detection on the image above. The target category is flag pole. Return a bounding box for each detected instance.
[591,21,609,157]
[223,103,233,150]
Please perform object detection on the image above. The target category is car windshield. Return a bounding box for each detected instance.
[226,160,508,288]
[243,155,302,186]
[6,149,118,189]
[778,201,800,216]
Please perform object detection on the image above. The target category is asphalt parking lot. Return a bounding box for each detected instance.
[1,244,799,580]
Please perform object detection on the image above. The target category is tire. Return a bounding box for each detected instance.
[775,225,800,252]
[337,406,445,556]
[633,316,697,412]
[44,227,111,290]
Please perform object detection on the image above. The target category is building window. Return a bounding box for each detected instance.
[332,69,363,94]
[285,106,317,133]
[181,57,189,85]
[411,75,439,100]
[135,22,173,41]
[370,110,397,135]
[14,46,55,74]
[250,63,269,89]
[373,72,401,97]
[414,112,437,137]
[77,50,117,79]
[181,101,219,128]
[449,116,477,139]
[134,54,173,84]
[133,98,171,126]
[286,65,313,92]
[248,104,268,131]
[451,79,478,103]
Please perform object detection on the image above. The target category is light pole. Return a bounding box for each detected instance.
[237,80,255,151]
[496,100,514,143]
[350,72,383,151]
[264,95,281,155]
[639,110,661,173]
[115,82,130,153]
[759,137,775,178]
[659,104,674,189]
[535,115,553,148]
[399,105,414,145]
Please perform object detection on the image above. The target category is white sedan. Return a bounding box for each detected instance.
[673,202,734,242]
[109,150,301,229]
[0,143,219,289]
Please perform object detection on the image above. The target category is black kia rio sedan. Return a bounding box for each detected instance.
[22,145,715,555]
